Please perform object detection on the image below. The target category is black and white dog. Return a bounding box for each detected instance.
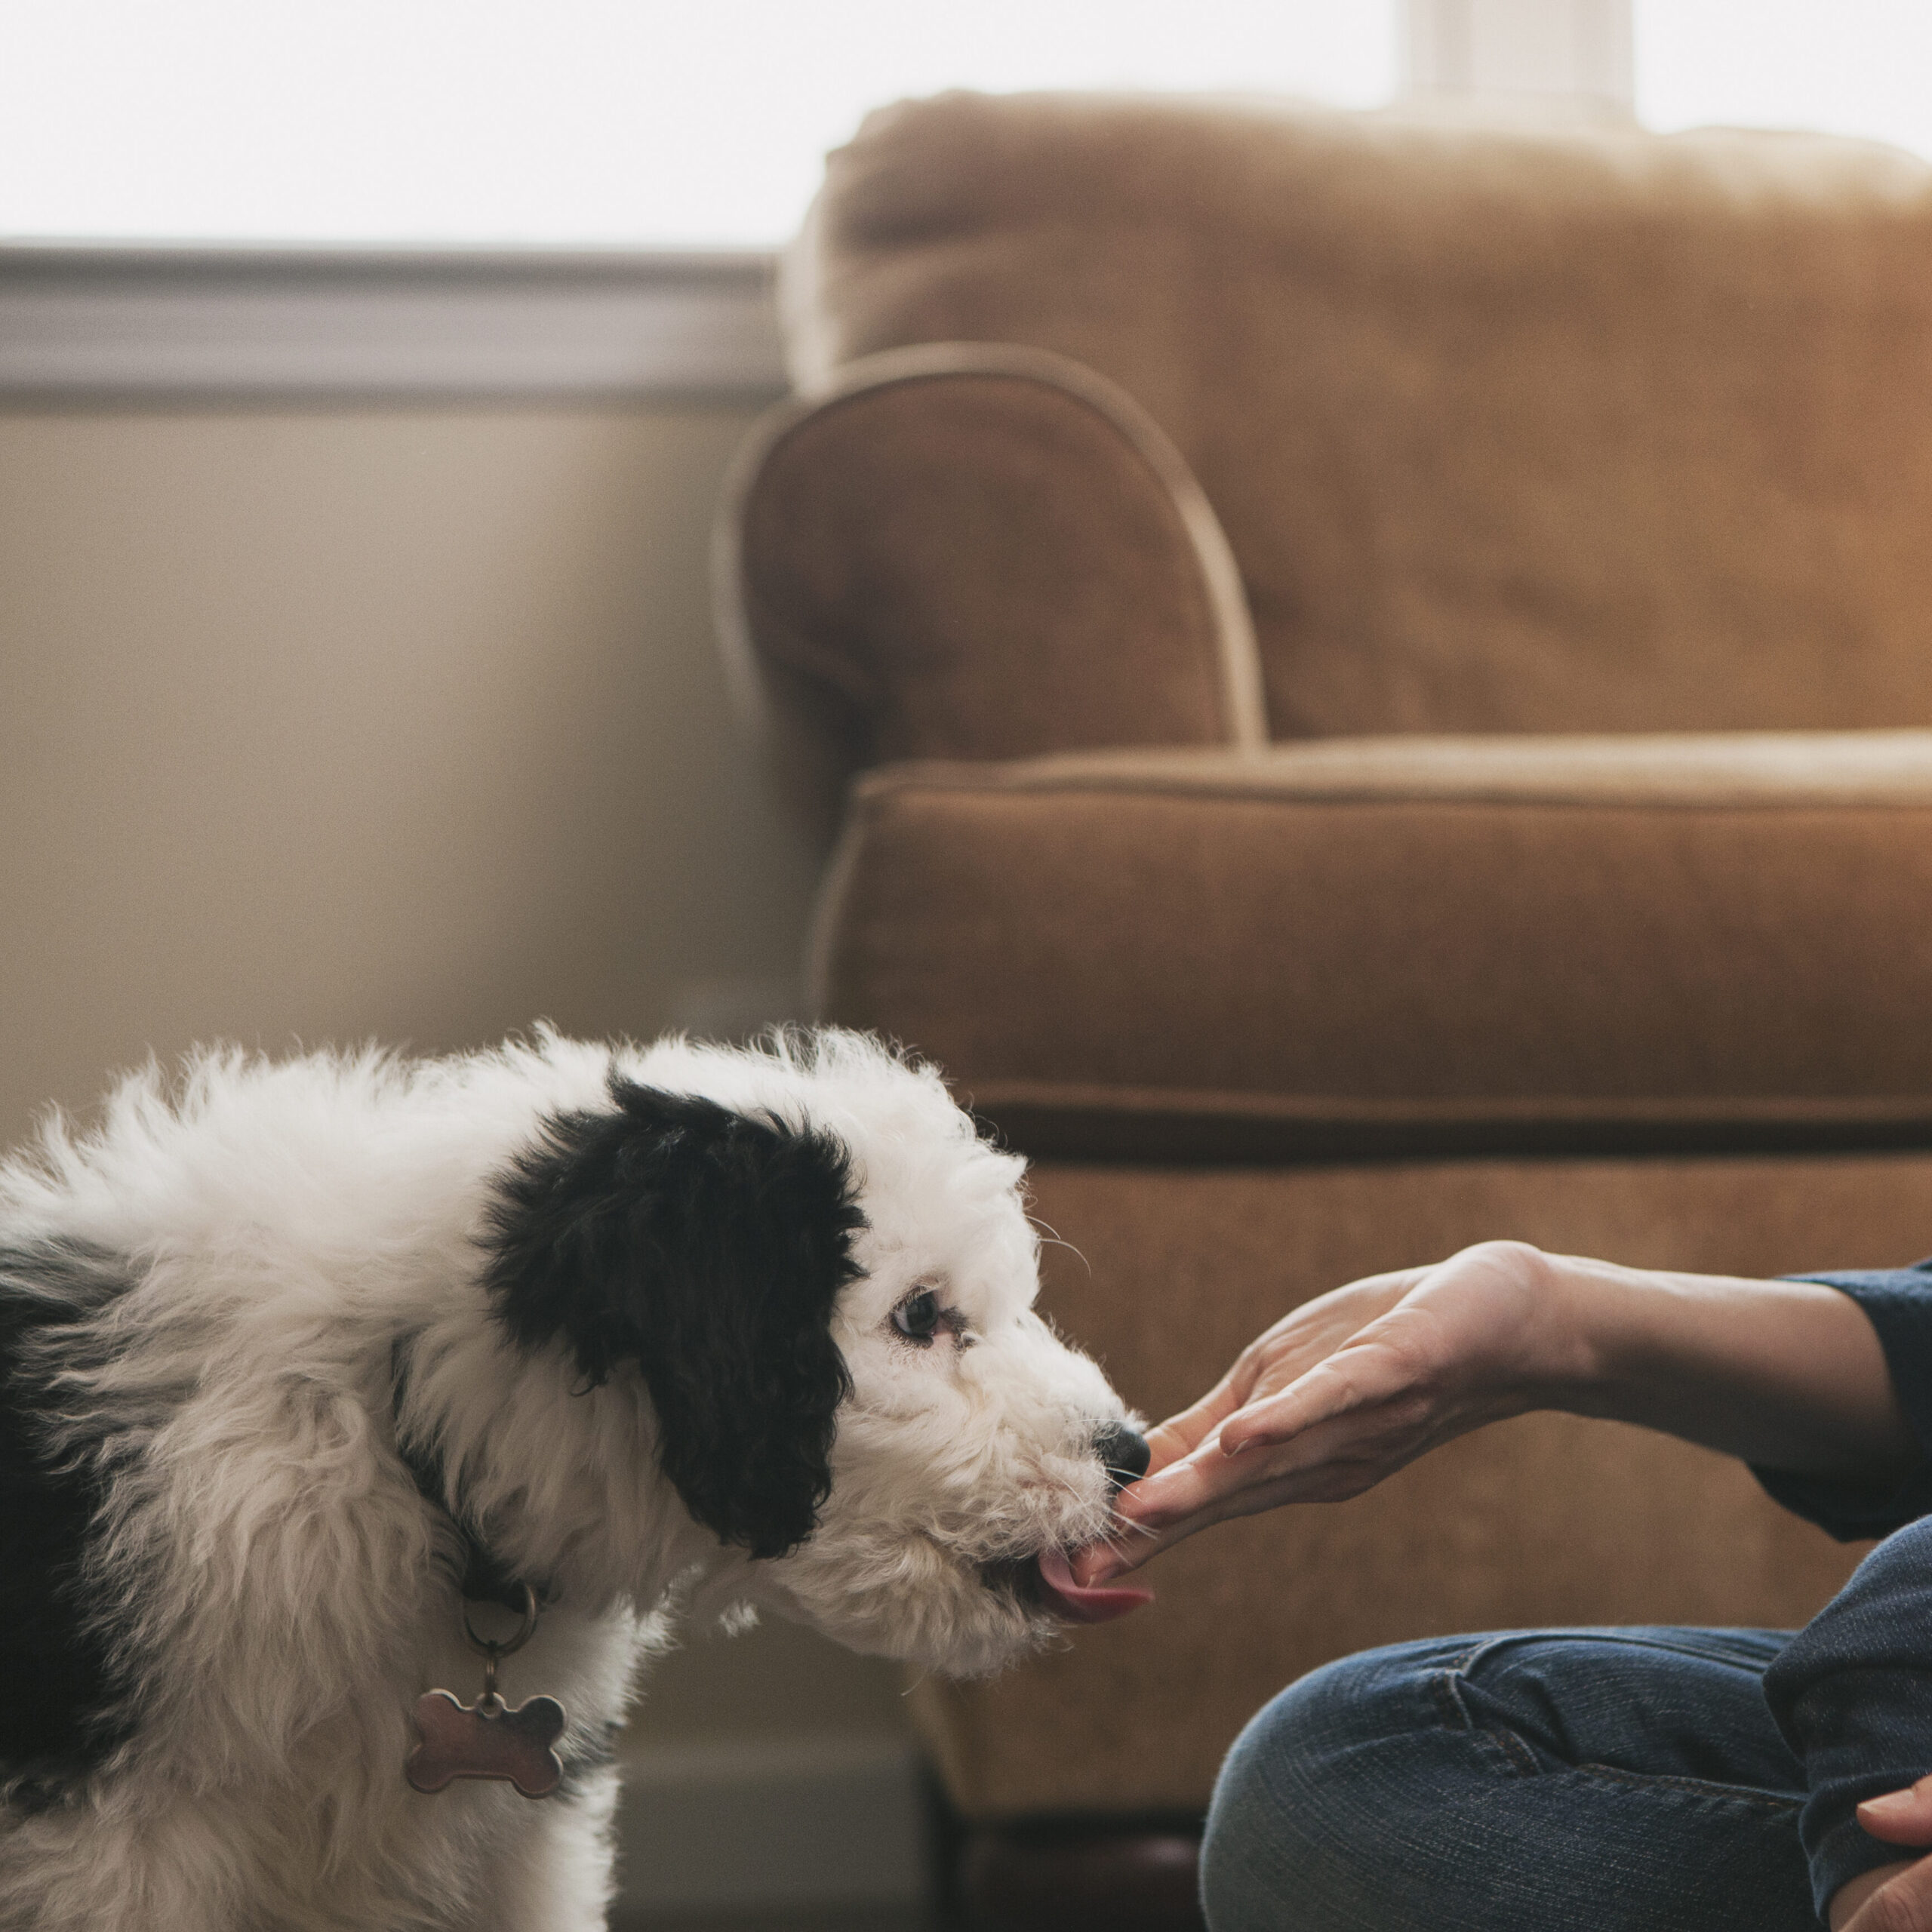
[0,1028,1150,1930]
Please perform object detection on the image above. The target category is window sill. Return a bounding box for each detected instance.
[0,244,787,404]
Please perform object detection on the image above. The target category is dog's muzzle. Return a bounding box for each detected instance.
[1092,1420,1151,1492]
[977,1421,1158,1628]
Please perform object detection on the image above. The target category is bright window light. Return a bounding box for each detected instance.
[1636,0,1932,160]
[0,2,1396,249]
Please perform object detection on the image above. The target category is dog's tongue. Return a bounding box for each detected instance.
[1035,1546,1154,1624]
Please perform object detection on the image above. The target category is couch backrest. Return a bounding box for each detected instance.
[786,91,1932,741]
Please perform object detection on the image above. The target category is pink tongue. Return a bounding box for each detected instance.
[1035,1546,1154,1625]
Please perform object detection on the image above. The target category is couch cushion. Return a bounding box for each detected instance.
[816,733,1932,1159]
[790,93,1932,743]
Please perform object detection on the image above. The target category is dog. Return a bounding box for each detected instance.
[0,1026,1152,1930]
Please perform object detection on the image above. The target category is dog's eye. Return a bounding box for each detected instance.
[891,1288,943,1346]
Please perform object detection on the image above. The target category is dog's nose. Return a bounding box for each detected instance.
[1092,1421,1151,1491]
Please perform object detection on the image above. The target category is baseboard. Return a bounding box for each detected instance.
[614,1734,932,1917]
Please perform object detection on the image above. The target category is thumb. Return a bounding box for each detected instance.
[1860,1774,1932,1847]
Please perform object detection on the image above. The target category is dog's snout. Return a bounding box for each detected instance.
[1092,1421,1151,1491]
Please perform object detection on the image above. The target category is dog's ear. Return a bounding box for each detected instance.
[483,1075,865,1560]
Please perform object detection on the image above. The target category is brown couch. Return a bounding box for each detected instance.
[718,91,1932,1925]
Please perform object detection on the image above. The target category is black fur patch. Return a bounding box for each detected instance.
[483,1076,866,1561]
[0,1239,143,1805]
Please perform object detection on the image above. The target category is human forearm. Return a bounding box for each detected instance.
[1540,1253,1916,1481]
[1081,1239,1920,1586]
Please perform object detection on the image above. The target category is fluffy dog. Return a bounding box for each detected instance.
[0,1027,1151,1930]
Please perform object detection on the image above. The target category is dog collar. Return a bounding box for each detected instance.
[390,1340,548,1615]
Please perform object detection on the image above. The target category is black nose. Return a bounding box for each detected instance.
[1093,1421,1151,1491]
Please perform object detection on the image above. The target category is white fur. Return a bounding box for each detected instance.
[0,1029,1136,1931]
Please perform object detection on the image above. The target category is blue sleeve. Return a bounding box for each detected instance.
[1764,1515,1932,1915]
[1749,1264,1932,1539]
[1752,1263,1932,1915]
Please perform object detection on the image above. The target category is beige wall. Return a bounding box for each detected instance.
[0,402,821,1140]
[0,399,906,1749]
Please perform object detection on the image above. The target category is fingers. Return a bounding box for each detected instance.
[1217,1331,1420,1459]
[1832,1783,1932,1932]
[1140,1381,1244,1476]
[1837,1857,1932,1932]
[1136,1271,1430,1474]
[1114,1425,1254,1531]
[1144,1330,1312,1463]
[1861,1777,1932,1847]
[1071,1449,1300,1584]
[1075,1347,1418,1586]
[1069,1503,1190,1585]
[1075,1401,1407,1584]
[1076,1272,1444,1588]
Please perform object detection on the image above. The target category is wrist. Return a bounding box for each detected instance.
[1520,1249,1651,1410]
[1443,1239,1585,1407]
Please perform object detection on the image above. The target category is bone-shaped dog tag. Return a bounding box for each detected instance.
[406,1690,566,1799]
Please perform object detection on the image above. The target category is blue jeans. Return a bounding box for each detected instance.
[1201,1629,1821,1931]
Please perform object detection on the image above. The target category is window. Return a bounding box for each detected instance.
[12,4,1932,253]
[11,2,1930,401]
[1,2,1395,249]
[1636,0,1932,162]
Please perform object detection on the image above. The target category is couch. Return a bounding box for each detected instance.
[718,91,1932,1927]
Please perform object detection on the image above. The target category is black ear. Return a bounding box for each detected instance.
[483,1075,865,1560]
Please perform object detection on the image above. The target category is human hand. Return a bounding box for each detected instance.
[1076,1241,1565,1584]
[1829,1778,1932,1930]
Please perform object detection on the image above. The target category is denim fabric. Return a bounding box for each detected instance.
[1746,1266,1932,1909]
[1754,1263,1932,1540]
[1201,1629,1817,1932]
[1764,1513,1932,1915]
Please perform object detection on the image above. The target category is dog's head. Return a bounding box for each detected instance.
[479,1029,1148,1676]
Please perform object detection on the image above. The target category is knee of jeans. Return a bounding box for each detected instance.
[1201,1650,1418,1932]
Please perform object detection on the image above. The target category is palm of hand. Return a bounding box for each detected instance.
[1077,1243,1554,1584]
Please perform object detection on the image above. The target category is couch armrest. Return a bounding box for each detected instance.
[715,343,1265,777]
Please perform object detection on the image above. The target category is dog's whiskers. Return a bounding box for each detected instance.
[1027,1216,1093,1276]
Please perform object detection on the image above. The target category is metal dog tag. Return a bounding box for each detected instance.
[406,1688,566,1799]
[405,1581,565,1799]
